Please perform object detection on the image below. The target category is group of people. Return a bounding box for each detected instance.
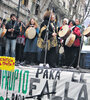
[0,9,87,68]
[0,14,25,61]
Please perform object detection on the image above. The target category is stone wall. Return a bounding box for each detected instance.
[0,0,31,23]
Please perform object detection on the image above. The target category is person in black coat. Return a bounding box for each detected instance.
[5,14,20,57]
[38,10,58,68]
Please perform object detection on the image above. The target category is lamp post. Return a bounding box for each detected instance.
[17,0,21,20]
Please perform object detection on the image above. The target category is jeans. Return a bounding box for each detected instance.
[5,39,16,57]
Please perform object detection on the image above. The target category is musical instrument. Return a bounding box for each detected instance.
[59,46,64,54]
[11,21,16,37]
[58,25,70,39]
[65,33,76,47]
[83,26,90,37]
[37,24,57,50]
[25,27,36,39]
[0,28,7,38]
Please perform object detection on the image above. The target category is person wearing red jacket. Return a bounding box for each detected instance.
[64,20,81,68]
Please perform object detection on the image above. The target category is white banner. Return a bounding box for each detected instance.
[0,66,90,100]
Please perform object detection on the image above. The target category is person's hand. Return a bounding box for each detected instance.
[70,26,75,31]
[11,28,14,32]
[8,29,12,32]
[34,25,37,29]
[60,39,64,46]
[52,32,57,37]
[80,34,82,37]
[8,28,14,32]
[2,25,5,29]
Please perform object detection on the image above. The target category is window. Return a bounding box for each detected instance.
[22,0,28,6]
[63,1,65,7]
[35,0,40,15]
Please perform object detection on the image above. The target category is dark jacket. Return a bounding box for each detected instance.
[5,20,20,39]
[38,17,57,50]
[40,17,57,40]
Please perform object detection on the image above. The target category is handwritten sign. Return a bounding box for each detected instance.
[0,56,15,72]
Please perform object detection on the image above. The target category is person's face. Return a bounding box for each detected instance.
[69,22,73,27]
[63,20,67,25]
[51,14,55,21]
[11,16,16,21]
[2,24,5,29]
[75,19,80,25]
[31,19,35,25]
[88,24,90,27]
[0,19,2,24]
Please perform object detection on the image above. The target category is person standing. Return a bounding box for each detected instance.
[24,18,39,65]
[75,19,84,33]
[38,10,58,68]
[75,18,84,45]
[0,23,6,56]
[5,14,20,57]
[0,18,3,56]
[2,19,7,56]
[58,18,68,66]
[64,20,81,68]
[16,21,26,63]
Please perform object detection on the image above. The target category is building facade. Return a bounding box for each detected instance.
[0,0,32,23]
[0,0,86,25]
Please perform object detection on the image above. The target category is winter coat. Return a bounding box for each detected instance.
[73,27,81,47]
[5,20,20,39]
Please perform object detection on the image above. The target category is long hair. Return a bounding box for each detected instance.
[68,20,76,26]
[43,10,51,20]
[26,18,38,28]
[43,9,54,20]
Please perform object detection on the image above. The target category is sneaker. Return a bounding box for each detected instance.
[39,63,44,67]
[15,62,19,66]
[68,66,75,69]
[45,64,50,68]
[39,63,50,68]
[20,61,27,66]
[16,60,20,64]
